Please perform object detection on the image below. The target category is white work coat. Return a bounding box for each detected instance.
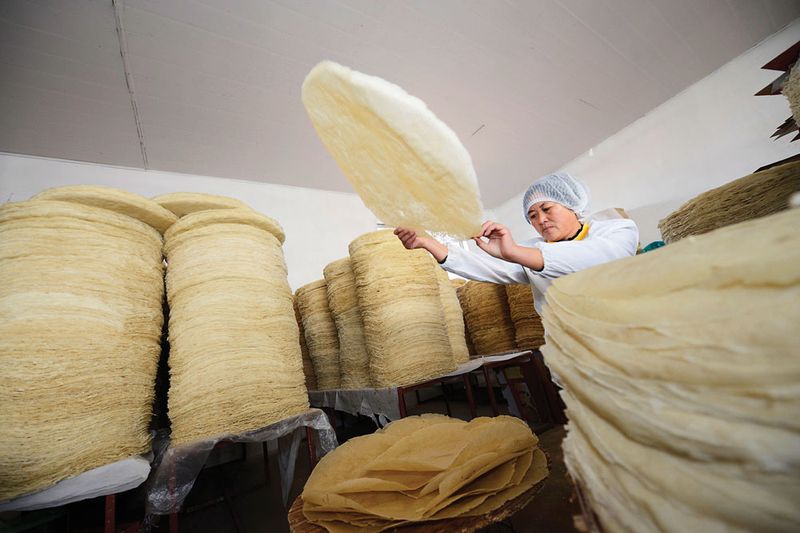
[441,218,639,315]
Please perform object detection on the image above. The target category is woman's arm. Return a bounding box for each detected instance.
[394,228,448,262]
[473,221,544,271]
[394,227,529,284]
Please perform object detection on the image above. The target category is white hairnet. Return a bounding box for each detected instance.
[522,172,590,223]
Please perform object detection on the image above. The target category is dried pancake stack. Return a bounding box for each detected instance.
[783,62,800,127]
[32,185,178,234]
[296,280,341,391]
[542,208,800,532]
[294,298,318,392]
[658,160,800,243]
[451,279,476,356]
[302,414,548,532]
[165,209,308,445]
[349,230,456,387]
[151,192,249,217]
[0,199,164,501]
[459,281,517,356]
[505,284,545,349]
[324,258,372,389]
[434,269,470,364]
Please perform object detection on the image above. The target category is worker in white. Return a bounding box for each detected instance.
[394,172,639,315]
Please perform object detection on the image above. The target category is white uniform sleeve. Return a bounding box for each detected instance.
[534,219,639,280]
[440,244,529,284]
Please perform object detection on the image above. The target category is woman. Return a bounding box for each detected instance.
[394,172,639,314]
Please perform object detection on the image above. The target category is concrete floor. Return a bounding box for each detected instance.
[150,390,582,533]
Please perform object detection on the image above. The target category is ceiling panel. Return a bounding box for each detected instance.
[0,0,143,166]
[1,0,798,206]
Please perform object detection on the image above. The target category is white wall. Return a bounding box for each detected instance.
[494,20,800,246]
[0,152,378,290]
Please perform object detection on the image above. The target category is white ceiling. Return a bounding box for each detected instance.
[1,1,798,207]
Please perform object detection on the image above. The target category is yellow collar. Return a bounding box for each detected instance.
[573,223,590,241]
[547,223,590,243]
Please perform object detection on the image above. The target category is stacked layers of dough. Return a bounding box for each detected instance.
[783,62,800,128]
[165,209,308,445]
[434,269,470,365]
[542,208,800,532]
[324,258,371,389]
[349,231,455,387]
[0,200,164,500]
[451,279,476,356]
[658,160,800,243]
[294,298,318,392]
[32,185,178,234]
[505,284,545,349]
[296,280,341,391]
[459,281,517,356]
[151,192,248,217]
[302,414,548,532]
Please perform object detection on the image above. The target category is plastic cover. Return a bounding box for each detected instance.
[309,352,530,425]
[0,456,151,512]
[144,408,336,514]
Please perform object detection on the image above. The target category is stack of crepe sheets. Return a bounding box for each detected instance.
[349,231,456,387]
[452,279,477,356]
[434,269,470,365]
[151,191,248,217]
[542,207,800,532]
[459,281,517,355]
[294,298,319,392]
[296,279,342,391]
[302,414,548,532]
[505,284,545,349]
[0,187,166,501]
[324,259,372,389]
[658,160,800,243]
[165,208,308,445]
[783,61,800,129]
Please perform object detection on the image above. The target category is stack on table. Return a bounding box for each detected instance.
[543,208,800,532]
[658,160,800,243]
[296,279,342,391]
[459,281,517,356]
[165,209,308,445]
[505,284,545,350]
[434,268,470,365]
[294,298,319,392]
[324,258,372,389]
[1,187,168,502]
[349,231,456,388]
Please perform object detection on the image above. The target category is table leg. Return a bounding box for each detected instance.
[482,366,499,416]
[305,426,318,466]
[262,442,271,485]
[532,354,567,424]
[520,359,553,425]
[169,456,179,533]
[463,373,477,419]
[505,371,527,423]
[441,382,452,416]
[104,494,115,533]
[398,388,408,418]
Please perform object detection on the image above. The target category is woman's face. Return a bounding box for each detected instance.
[528,201,581,241]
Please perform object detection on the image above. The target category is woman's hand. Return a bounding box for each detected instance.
[473,221,518,260]
[473,221,545,271]
[393,227,448,262]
